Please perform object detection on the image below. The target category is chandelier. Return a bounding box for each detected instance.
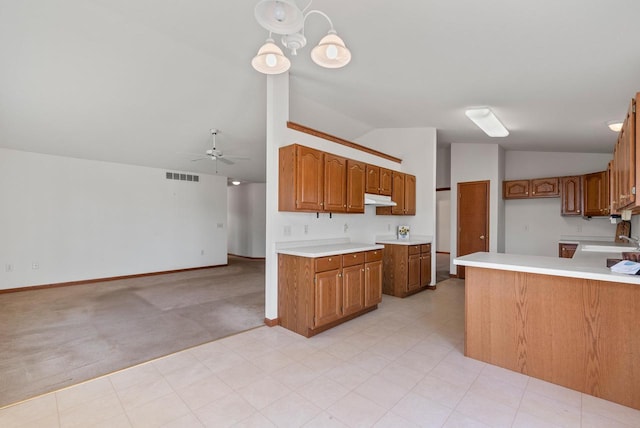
[251,0,352,75]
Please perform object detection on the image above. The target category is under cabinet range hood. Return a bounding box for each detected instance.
[364,193,397,207]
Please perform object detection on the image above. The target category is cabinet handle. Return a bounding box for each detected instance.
[577,210,581,213]
[480,235,485,240]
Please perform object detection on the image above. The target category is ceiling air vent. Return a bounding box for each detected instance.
[166,172,199,182]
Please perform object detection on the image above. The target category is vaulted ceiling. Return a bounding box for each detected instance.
[1,1,639,183]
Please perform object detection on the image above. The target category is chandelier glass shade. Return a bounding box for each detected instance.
[251,38,291,74]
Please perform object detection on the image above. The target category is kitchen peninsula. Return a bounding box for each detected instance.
[455,242,640,410]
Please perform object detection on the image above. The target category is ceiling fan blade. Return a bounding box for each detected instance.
[217,157,234,165]
[223,155,250,161]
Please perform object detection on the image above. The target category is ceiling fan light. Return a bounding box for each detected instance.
[607,120,623,132]
[251,38,291,74]
[464,107,509,137]
[254,0,304,35]
[311,31,351,69]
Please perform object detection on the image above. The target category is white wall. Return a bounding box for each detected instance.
[450,143,505,274]
[0,148,228,290]
[227,182,266,258]
[436,190,451,252]
[264,74,437,320]
[436,145,451,188]
[504,151,614,256]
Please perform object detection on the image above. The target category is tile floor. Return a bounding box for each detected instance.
[2,279,639,428]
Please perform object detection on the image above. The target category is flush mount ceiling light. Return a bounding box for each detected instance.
[607,120,623,132]
[252,0,351,74]
[464,107,510,137]
[231,180,241,186]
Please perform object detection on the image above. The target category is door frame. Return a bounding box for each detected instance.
[456,180,490,278]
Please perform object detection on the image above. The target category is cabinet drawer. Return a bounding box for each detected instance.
[408,245,420,255]
[342,252,365,267]
[365,249,383,262]
[420,244,431,253]
[315,256,341,272]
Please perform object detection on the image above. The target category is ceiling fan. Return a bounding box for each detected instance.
[191,128,247,165]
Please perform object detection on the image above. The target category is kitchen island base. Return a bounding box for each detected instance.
[465,266,640,410]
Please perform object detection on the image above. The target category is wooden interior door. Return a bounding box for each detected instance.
[457,180,489,279]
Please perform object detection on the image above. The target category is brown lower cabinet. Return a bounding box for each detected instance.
[380,243,433,297]
[278,249,383,337]
[558,243,578,258]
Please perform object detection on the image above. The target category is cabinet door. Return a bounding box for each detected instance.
[323,154,347,212]
[609,160,618,215]
[404,174,416,215]
[407,254,420,291]
[618,97,636,209]
[296,146,324,211]
[391,172,406,215]
[503,180,530,199]
[530,177,559,198]
[583,171,610,217]
[420,247,431,287]
[380,168,393,196]
[560,176,582,216]
[364,260,382,307]
[314,270,342,328]
[365,165,380,194]
[342,265,364,316]
[347,160,366,213]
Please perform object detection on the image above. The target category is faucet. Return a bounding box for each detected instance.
[619,235,640,249]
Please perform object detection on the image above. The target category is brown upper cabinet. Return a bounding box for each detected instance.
[610,94,638,213]
[377,172,416,215]
[279,144,324,212]
[365,165,393,196]
[279,143,413,215]
[346,160,366,213]
[503,178,559,199]
[583,170,610,217]
[323,153,347,212]
[531,177,559,197]
[561,176,582,216]
[503,180,529,199]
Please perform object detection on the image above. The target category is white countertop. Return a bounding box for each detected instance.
[277,242,384,258]
[375,239,431,245]
[375,234,432,246]
[454,240,640,285]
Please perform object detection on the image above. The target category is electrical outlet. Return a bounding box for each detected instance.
[216,223,223,228]
[344,223,349,233]
[523,224,529,231]
[5,264,13,272]
[284,225,291,236]
[32,263,39,270]
[304,225,308,234]
[201,249,205,255]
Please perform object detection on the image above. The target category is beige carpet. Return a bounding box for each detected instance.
[0,256,265,408]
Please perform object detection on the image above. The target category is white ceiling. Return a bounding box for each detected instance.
[1,1,639,183]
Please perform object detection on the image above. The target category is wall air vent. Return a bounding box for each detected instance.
[166,172,199,182]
